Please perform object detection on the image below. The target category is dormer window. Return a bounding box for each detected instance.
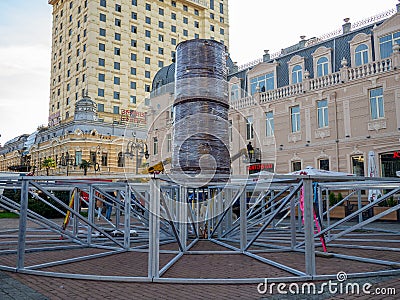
[250,73,274,95]
[316,57,329,77]
[355,44,369,66]
[292,65,302,84]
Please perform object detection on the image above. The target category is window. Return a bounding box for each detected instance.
[194,33,199,39]
[171,13,176,20]
[114,47,120,55]
[75,151,82,166]
[113,91,120,100]
[167,133,172,152]
[291,105,301,132]
[292,65,302,84]
[114,61,121,70]
[115,4,121,12]
[132,0,137,6]
[115,33,121,41]
[317,57,329,77]
[210,0,214,10]
[292,161,301,172]
[99,43,105,51]
[183,17,188,24]
[355,44,369,66]
[131,12,137,19]
[369,87,384,120]
[159,21,164,28]
[194,9,199,16]
[145,16,151,24]
[159,34,164,42]
[98,88,104,97]
[131,67,136,75]
[145,3,151,10]
[115,18,121,26]
[113,105,119,114]
[145,84,150,92]
[183,29,188,37]
[159,8,164,15]
[317,100,329,128]
[266,111,274,137]
[219,3,223,13]
[158,60,164,68]
[171,25,176,32]
[101,153,108,166]
[145,57,151,64]
[99,58,105,66]
[220,28,224,35]
[250,73,274,95]
[118,152,124,167]
[130,81,136,89]
[131,25,137,33]
[351,155,365,176]
[99,28,106,36]
[210,12,214,19]
[230,84,239,100]
[246,116,254,140]
[319,159,329,171]
[153,137,158,155]
[171,38,176,45]
[158,47,164,55]
[145,44,151,51]
[171,1,176,7]
[210,25,214,32]
[100,0,106,7]
[131,39,137,47]
[98,73,105,81]
[114,76,120,85]
[194,21,199,28]
[131,53,137,61]
[130,95,136,103]
[379,31,400,59]
[145,30,151,37]
[145,71,151,78]
[98,103,104,112]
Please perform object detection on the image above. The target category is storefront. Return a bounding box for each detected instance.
[380,151,400,177]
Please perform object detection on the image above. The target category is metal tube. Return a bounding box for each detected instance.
[303,178,316,276]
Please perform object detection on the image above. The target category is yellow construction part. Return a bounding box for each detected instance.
[147,158,171,174]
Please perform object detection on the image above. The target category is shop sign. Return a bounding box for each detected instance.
[393,151,400,159]
[247,163,274,174]
[120,109,146,125]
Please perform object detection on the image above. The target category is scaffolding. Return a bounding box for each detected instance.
[0,174,399,283]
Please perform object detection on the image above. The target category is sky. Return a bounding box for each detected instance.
[0,0,397,146]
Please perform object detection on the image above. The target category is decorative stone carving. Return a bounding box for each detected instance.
[314,128,331,139]
[368,119,387,131]
[288,132,302,143]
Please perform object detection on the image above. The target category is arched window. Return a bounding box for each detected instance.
[117,152,124,167]
[291,65,302,84]
[316,57,328,77]
[355,44,368,66]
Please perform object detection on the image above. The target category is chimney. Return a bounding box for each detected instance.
[299,35,307,48]
[263,50,270,62]
[342,18,351,34]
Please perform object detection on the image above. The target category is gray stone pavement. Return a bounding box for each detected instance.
[0,217,399,299]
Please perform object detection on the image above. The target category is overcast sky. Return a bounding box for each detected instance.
[0,0,397,145]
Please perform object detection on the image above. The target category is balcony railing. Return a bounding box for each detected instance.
[230,56,396,110]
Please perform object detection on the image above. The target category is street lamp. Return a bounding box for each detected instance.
[63,152,75,176]
[124,139,149,174]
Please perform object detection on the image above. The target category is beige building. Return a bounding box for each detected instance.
[48,0,229,126]
[148,4,400,177]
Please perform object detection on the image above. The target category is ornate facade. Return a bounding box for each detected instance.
[147,4,400,177]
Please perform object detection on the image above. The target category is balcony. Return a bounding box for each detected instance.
[182,0,208,9]
[230,56,396,110]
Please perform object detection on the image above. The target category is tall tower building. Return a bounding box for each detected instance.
[48,0,229,126]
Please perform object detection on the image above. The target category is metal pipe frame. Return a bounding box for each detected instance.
[0,174,399,284]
